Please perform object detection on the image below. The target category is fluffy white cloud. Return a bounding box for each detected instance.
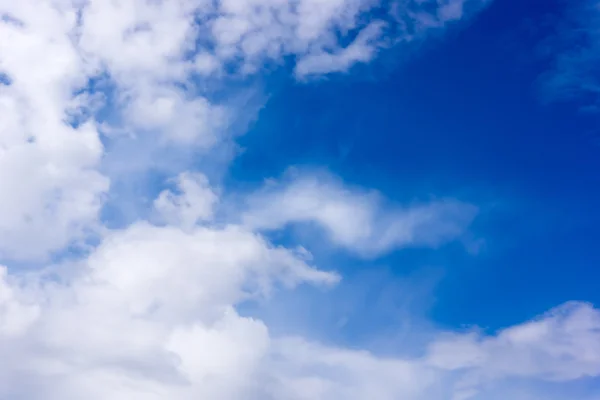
[0,231,599,400]
[243,171,478,257]
[0,219,339,399]
[3,1,597,400]
[123,85,229,146]
[0,2,108,261]
[154,172,219,228]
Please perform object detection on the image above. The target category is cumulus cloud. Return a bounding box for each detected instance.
[243,171,478,257]
[0,2,108,261]
[154,172,219,228]
[0,220,338,400]
[1,237,599,400]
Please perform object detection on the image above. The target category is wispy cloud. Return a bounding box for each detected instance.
[243,169,478,257]
[541,0,600,109]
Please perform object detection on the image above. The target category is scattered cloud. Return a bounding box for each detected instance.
[1,0,596,399]
[0,0,491,261]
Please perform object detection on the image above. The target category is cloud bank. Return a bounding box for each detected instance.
[2,240,600,400]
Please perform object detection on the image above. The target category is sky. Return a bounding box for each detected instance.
[1,0,600,399]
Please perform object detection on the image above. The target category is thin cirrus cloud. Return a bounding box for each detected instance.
[1,1,599,400]
[243,171,478,257]
[542,0,600,108]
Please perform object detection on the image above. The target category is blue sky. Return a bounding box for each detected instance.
[232,0,600,332]
[1,0,600,399]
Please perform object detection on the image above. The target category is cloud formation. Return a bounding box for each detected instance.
[154,172,219,228]
[0,0,491,262]
[1,233,599,400]
[1,0,598,400]
[243,170,478,257]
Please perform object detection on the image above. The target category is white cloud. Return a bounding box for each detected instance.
[295,21,386,77]
[0,267,40,336]
[427,302,600,399]
[243,171,478,257]
[154,172,219,228]
[0,230,599,399]
[429,302,600,380]
[0,0,490,258]
[268,337,438,400]
[0,219,340,399]
[209,0,492,76]
[124,85,229,146]
[0,2,108,261]
[3,1,595,400]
